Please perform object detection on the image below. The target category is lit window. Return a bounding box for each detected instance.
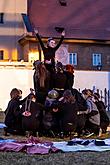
[92,53,102,66]
[0,13,4,24]
[0,50,4,60]
[69,53,77,65]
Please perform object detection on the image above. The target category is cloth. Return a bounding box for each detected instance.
[1,137,110,154]
[0,123,6,128]
[53,138,110,152]
[0,136,59,154]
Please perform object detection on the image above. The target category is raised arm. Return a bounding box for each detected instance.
[34,28,45,49]
[54,30,65,50]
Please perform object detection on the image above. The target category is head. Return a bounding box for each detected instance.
[56,62,63,73]
[82,89,93,99]
[47,38,56,48]
[33,60,42,70]
[65,64,74,74]
[63,89,75,104]
[48,89,59,99]
[10,88,20,99]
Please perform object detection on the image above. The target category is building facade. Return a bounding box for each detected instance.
[19,35,110,71]
[0,0,110,71]
[19,0,110,71]
[0,0,27,61]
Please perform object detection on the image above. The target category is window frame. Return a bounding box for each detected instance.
[92,53,102,66]
[69,52,77,65]
[0,50,4,60]
[0,13,4,24]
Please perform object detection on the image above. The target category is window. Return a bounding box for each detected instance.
[0,50,4,60]
[92,53,102,66]
[69,53,77,65]
[0,13,4,24]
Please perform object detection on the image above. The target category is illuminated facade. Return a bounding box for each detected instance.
[1,0,110,70]
[18,0,110,71]
[0,0,27,61]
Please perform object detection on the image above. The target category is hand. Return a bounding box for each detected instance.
[30,88,35,93]
[34,28,38,34]
[61,30,65,36]
[45,60,51,64]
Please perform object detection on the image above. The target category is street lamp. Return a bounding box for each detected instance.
[97,63,102,71]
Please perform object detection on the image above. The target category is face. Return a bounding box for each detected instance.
[48,40,56,48]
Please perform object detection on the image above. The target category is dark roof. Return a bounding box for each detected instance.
[28,0,110,40]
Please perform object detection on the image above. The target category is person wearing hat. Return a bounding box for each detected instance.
[45,89,59,109]
[42,89,61,137]
[34,28,65,73]
[34,29,65,90]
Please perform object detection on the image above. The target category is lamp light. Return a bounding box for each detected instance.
[97,63,102,71]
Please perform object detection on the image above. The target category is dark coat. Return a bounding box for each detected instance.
[95,101,109,131]
[4,98,22,130]
[52,72,67,90]
[21,100,43,132]
[64,71,74,90]
[59,102,78,132]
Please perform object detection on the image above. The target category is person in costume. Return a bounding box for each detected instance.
[34,28,65,73]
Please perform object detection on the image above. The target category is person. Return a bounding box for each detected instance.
[34,28,65,73]
[45,89,59,109]
[4,88,24,135]
[21,93,44,136]
[64,64,74,90]
[58,90,78,138]
[33,60,50,104]
[93,92,109,133]
[42,89,60,137]
[71,88,88,137]
[82,89,100,136]
[52,62,67,97]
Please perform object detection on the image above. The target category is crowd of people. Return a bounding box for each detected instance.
[4,85,109,138]
[3,28,110,138]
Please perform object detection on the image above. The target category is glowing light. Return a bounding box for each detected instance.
[12,49,17,61]
[28,51,44,63]
[28,51,39,63]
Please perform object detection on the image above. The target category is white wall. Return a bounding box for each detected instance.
[74,70,110,92]
[0,0,27,13]
[0,68,34,111]
[0,68,109,111]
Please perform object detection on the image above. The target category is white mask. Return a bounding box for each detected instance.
[48,40,56,48]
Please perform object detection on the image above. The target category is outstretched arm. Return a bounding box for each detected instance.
[34,28,45,49]
[55,30,65,50]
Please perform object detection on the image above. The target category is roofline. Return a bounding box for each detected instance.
[18,34,110,45]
